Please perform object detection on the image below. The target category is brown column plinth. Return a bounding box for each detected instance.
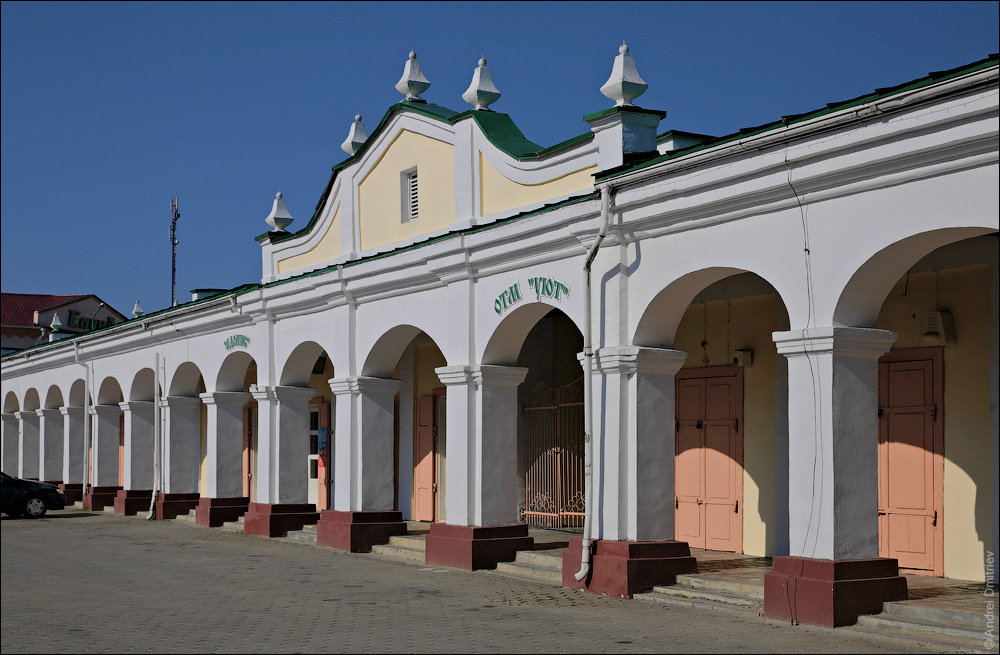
[42,479,62,487]
[59,483,83,504]
[114,489,152,515]
[82,485,121,511]
[561,538,698,598]
[243,502,319,537]
[195,497,250,527]
[315,510,407,552]
[154,492,200,519]
[764,556,908,628]
[424,523,533,570]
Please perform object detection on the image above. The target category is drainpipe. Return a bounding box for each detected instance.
[73,342,91,503]
[576,184,613,582]
[146,352,161,519]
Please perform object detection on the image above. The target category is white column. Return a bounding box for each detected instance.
[2,413,19,475]
[119,401,154,490]
[159,396,201,494]
[589,346,687,542]
[89,404,121,487]
[36,408,63,482]
[774,327,896,561]
[436,365,528,527]
[60,406,85,484]
[251,385,314,505]
[200,392,250,498]
[15,411,39,479]
[329,377,401,512]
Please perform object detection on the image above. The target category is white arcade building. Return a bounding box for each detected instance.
[2,47,997,628]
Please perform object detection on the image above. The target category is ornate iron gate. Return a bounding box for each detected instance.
[524,377,585,528]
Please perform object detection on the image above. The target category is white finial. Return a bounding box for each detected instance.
[341,113,368,155]
[462,55,501,110]
[265,191,294,232]
[395,50,430,101]
[131,301,144,318]
[600,42,648,107]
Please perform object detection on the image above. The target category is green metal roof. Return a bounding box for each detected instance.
[598,53,1000,181]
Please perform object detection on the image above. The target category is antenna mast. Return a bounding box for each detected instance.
[170,197,180,307]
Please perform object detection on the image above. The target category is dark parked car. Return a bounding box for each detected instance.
[0,472,66,518]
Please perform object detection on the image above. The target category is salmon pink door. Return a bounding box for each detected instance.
[878,348,943,576]
[675,367,743,552]
[413,395,436,521]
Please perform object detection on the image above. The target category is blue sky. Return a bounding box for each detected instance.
[2,1,998,318]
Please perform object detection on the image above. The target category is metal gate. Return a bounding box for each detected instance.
[524,377,585,528]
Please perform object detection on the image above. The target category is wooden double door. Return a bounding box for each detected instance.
[675,367,743,553]
[413,389,445,522]
[878,348,944,576]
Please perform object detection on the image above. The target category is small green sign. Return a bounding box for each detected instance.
[224,334,251,351]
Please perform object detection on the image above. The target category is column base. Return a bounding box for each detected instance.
[114,489,152,515]
[243,502,319,537]
[424,523,533,570]
[83,485,121,511]
[58,483,83,504]
[316,510,407,552]
[195,497,250,527]
[764,556,908,627]
[561,539,698,598]
[154,492,201,519]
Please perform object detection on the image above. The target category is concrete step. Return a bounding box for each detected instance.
[371,534,427,562]
[635,589,763,617]
[388,534,427,552]
[674,573,766,599]
[218,516,245,533]
[880,599,988,631]
[493,549,564,585]
[173,509,197,524]
[851,614,986,650]
[648,584,764,609]
[103,505,116,515]
[283,527,318,543]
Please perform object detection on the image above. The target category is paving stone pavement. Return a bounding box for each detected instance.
[0,509,960,654]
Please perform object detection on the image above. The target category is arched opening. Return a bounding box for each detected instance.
[2,391,20,474]
[95,377,125,489]
[165,362,207,508]
[845,231,997,581]
[635,269,792,558]
[215,352,259,502]
[280,342,333,510]
[44,385,64,409]
[484,303,585,529]
[362,326,448,522]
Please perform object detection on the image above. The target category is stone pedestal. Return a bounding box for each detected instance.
[243,502,319,537]
[114,489,152,515]
[59,482,83,504]
[155,492,200,519]
[195,496,250,527]
[83,485,120,511]
[561,538,697,598]
[424,523,533,570]
[764,556,907,627]
[316,510,407,552]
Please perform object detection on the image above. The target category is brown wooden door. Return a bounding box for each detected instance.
[878,348,943,575]
[317,401,330,512]
[242,405,252,499]
[675,367,743,552]
[118,412,125,487]
[413,396,436,521]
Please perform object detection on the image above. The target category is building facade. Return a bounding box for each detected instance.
[2,49,997,628]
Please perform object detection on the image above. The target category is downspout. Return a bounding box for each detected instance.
[145,352,160,519]
[73,342,91,504]
[576,184,613,582]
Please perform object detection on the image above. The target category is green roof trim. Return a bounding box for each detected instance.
[582,106,667,122]
[656,129,716,144]
[598,53,999,181]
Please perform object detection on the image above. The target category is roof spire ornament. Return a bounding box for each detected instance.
[395,50,431,102]
[341,113,368,155]
[600,42,648,107]
[264,191,294,232]
[461,56,501,110]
